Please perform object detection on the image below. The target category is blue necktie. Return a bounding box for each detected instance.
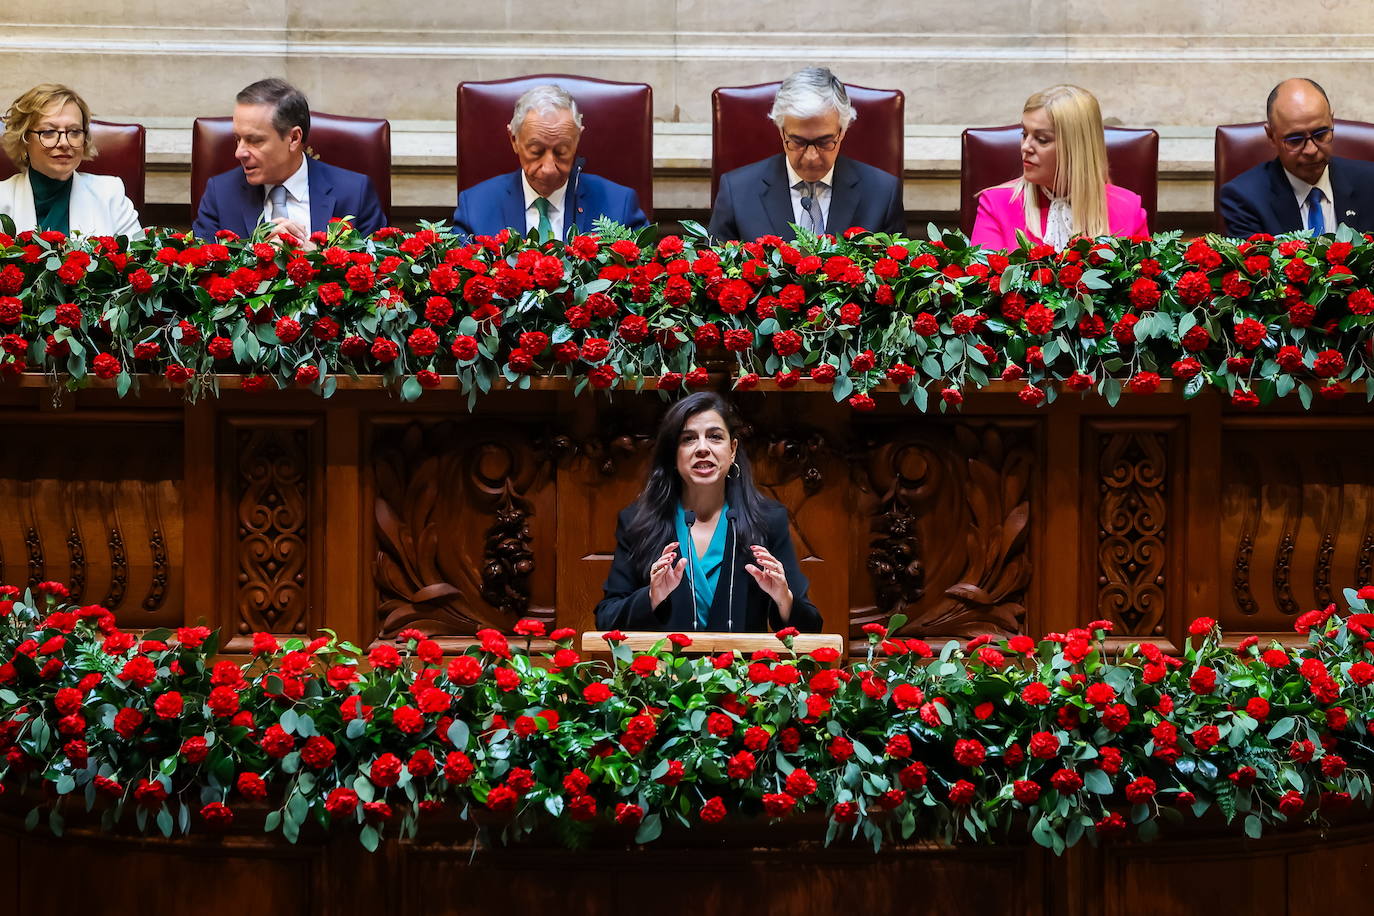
[1306,187,1326,235]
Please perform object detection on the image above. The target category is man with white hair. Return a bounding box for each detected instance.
[452,84,647,240]
[708,67,904,242]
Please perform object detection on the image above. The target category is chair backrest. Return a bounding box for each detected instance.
[960,125,1160,235]
[0,119,146,216]
[1213,119,1374,231]
[711,82,904,202]
[190,113,392,221]
[457,74,654,221]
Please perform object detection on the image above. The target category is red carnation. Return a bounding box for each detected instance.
[236,772,268,800]
[325,787,359,818]
[369,753,403,787]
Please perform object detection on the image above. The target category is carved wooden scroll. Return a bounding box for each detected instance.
[851,423,1034,638]
[0,422,183,627]
[1093,430,1169,638]
[226,423,317,636]
[373,421,556,638]
[1221,426,1374,632]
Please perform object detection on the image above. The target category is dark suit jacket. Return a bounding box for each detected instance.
[594,501,822,633]
[192,158,387,239]
[1219,156,1374,237]
[451,168,648,239]
[708,153,905,242]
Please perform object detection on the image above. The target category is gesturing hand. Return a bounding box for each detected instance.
[744,545,793,619]
[268,218,316,252]
[648,542,687,608]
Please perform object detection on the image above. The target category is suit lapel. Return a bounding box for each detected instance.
[760,155,798,240]
[229,171,264,238]
[825,156,861,236]
[1265,159,1302,232]
[1329,158,1360,229]
[502,172,527,238]
[307,158,334,236]
[8,171,37,231]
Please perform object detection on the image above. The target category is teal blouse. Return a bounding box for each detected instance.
[29,169,73,235]
[675,503,730,629]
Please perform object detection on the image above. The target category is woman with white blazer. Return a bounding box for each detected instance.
[0,84,141,238]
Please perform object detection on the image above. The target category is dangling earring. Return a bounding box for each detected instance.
[729,462,740,480]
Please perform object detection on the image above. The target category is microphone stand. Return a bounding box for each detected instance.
[725,510,739,632]
[683,510,699,630]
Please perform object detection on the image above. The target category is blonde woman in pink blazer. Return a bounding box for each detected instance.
[971,85,1148,251]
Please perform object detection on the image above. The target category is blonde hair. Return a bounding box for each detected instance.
[1012,84,1109,239]
[1,84,99,170]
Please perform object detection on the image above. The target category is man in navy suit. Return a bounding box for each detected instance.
[709,67,905,243]
[1220,77,1374,238]
[193,78,386,244]
[452,84,647,240]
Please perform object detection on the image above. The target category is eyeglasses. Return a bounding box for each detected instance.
[28,128,87,149]
[782,134,840,153]
[1279,127,1333,151]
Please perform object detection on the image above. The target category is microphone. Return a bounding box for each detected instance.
[683,510,699,630]
[565,156,586,234]
[725,511,739,632]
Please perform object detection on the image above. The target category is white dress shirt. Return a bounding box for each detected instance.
[260,156,312,236]
[521,172,568,239]
[1283,166,1336,232]
[784,159,834,232]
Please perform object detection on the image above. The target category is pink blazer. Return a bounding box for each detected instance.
[970,182,1149,250]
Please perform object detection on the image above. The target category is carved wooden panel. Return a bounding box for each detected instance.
[742,415,850,634]
[1084,422,1184,640]
[0,420,182,627]
[554,415,656,637]
[1220,424,1374,633]
[221,418,323,639]
[372,419,558,639]
[850,422,1035,638]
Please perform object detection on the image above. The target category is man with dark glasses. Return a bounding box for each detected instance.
[1219,77,1374,237]
[708,67,904,242]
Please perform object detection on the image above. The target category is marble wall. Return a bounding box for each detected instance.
[2,1,1371,218]
[3,0,1371,127]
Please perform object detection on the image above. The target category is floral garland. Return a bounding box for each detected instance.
[2,581,1373,851]
[1,216,1373,410]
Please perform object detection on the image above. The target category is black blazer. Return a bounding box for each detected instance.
[594,501,822,633]
[707,153,905,242]
[1219,156,1374,238]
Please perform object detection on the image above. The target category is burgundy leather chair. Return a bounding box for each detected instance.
[959,125,1159,235]
[1213,119,1374,231]
[457,75,653,221]
[711,82,904,203]
[190,113,391,221]
[0,119,146,214]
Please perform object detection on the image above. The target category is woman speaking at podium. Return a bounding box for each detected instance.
[594,393,821,633]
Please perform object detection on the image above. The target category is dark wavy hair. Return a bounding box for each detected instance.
[623,393,770,578]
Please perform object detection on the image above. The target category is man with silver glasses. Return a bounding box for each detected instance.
[1219,78,1374,237]
[708,67,905,242]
